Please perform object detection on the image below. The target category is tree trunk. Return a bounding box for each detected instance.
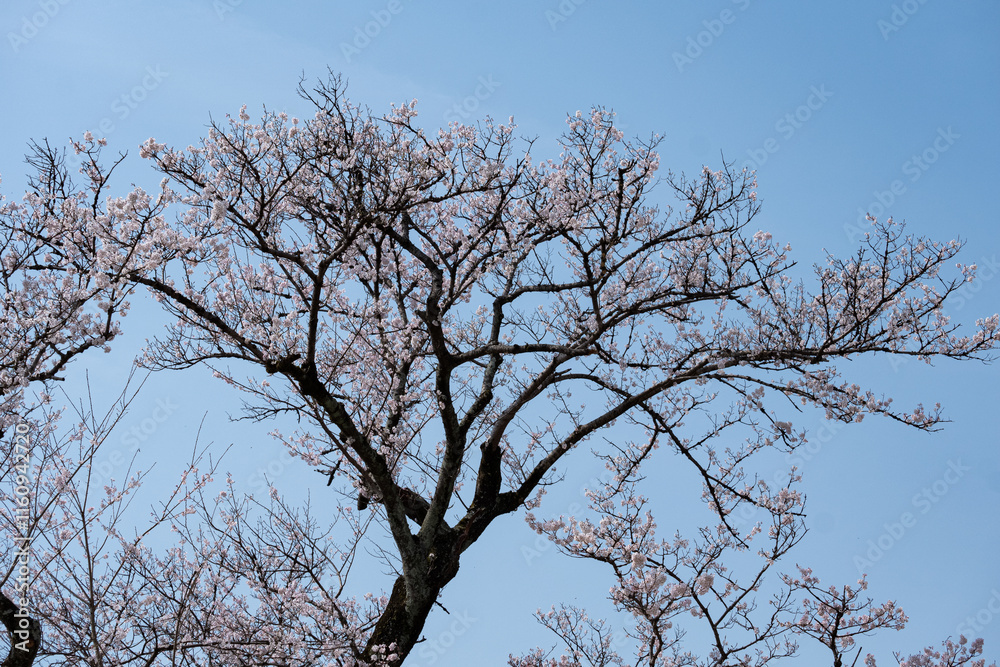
[362,530,464,665]
[0,591,40,667]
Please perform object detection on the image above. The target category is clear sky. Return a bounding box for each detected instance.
[1,0,998,664]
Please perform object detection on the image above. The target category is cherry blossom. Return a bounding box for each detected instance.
[1,73,997,665]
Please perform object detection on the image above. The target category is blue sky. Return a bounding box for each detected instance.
[2,0,999,663]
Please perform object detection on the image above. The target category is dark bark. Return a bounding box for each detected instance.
[362,527,465,663]
[0,591,40,667]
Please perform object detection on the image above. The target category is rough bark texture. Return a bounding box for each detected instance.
[0,592,40,667]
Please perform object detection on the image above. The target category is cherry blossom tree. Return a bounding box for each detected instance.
[0,138,148,408]
[0,141,216,666]
[0,137,149,666]
[2,73,997,665]
[895,637,995,667]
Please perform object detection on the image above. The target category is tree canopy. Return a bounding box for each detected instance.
[1,73,996,666]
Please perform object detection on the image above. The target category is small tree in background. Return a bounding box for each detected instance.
[1,73,997,665]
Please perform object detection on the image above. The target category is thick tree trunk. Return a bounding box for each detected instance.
[0,592,40,667]
[363,576,434,664]
[362,529,465,665]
